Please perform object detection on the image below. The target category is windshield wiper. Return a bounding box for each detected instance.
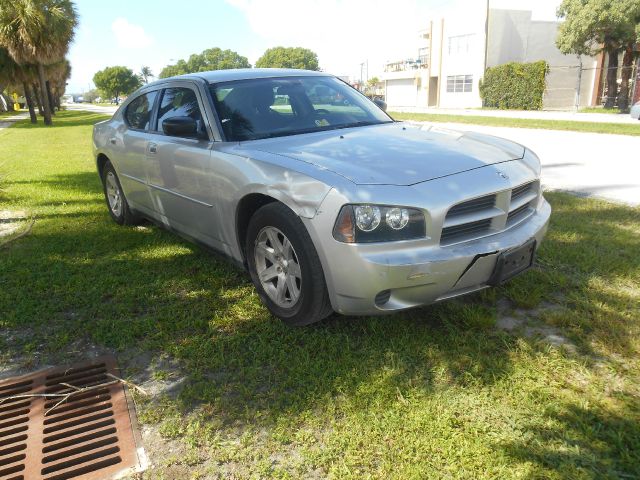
[332,120,394,130]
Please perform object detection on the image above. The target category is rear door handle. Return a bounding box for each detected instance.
[109,137,116,145]
[148,142,157,154]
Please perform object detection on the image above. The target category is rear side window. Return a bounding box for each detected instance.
[156,88,204,134]
[124,91,158,130]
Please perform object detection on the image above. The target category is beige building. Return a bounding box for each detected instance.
[381,6,599,110]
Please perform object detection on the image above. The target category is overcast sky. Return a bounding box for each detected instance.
[66,0,563,93]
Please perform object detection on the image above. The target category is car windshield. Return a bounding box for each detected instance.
[209,76,393,141]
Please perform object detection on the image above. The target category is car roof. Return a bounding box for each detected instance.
[146,68,330,87]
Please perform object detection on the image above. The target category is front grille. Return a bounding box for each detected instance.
[511,182,532,202]
[507,203,532,224]
[440,180,539,245]
[447,194,496,217]
[441,218,492,244]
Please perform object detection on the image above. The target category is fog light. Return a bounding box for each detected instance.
[375,289,391,306]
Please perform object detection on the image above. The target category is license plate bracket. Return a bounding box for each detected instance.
[488,238,536,286]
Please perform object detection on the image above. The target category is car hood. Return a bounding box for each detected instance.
[243,123,525,186]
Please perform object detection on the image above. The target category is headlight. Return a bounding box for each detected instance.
[354,205,381,231]
[333,204,426,243]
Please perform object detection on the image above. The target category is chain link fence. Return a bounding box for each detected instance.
[543,63,638,111]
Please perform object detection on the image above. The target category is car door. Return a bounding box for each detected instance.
[118,90,159,212]
[144,83,221,244]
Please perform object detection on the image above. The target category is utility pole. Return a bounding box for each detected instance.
[575,55,583,112]
[359,62,365,91]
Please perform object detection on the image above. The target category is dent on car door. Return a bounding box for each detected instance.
[118,90,159,212]
[145,86,222,245]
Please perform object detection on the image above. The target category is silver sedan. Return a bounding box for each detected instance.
[93,69,551,325]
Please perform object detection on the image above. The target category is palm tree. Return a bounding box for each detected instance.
[0,0,77,125]
[47,59,71,110]
[140,66,153,84]
[0,46,37,122]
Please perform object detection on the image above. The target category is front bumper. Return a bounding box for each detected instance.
[303,194,551,316]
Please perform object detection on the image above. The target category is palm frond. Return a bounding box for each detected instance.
[0,0,78,65]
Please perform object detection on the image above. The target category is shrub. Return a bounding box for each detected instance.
[479,61,549,110]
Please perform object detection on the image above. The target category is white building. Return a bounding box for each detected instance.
[381,6,598,110]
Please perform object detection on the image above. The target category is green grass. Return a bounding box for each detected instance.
[1,111,639,479]
[390,111,640,136]
[579,106,626,114]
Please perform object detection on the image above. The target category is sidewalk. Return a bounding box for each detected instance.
[390,107,637,125]
[0,112,29,130]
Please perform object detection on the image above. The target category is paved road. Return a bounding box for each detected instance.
[64,103,117,114]
[392,106,639,125]
[416,121,639,206]
[60,103,640,206]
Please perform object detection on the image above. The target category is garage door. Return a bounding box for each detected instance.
[386,79,417,107]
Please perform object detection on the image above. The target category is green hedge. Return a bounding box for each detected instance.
[479,61,549,110]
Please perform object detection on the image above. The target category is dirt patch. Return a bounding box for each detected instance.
[0,209,28,237]
[495,298,577,352]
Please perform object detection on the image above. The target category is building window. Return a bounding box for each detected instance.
[446,75,473,93]
[448,34,474,55]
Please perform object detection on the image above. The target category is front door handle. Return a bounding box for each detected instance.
[109,137,116,145]
[148,142,157,154]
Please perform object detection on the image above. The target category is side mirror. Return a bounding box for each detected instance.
[373,98,387,112]
[162,116,199,137]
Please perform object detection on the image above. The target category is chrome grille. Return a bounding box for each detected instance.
[447,194,496,217]
[441,218,492,244]
[507,203,531,224]
[511,182,532,202]
[440,180,539,245]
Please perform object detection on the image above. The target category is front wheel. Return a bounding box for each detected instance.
[246,203,333,326]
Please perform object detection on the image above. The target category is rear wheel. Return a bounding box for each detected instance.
[101,160,140,225]
[246,203,333,326]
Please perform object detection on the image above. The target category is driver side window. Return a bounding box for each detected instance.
[156,87,204,136]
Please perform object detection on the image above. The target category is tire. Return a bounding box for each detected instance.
[101,160,140,225]
[246,202,333,326]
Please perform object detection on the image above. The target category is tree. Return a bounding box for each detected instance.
[82,88,100,103]
[255,47,319,70]
[140,66,153,84]
[556,0,640,110]
[159,48,250,78]
[0,0,78,125]
[0,46,37,122]
[46,59,70,109]
[365,76,380,96]
[93,66,141,103]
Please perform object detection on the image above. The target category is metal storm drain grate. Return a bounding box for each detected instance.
[0,356,145,480]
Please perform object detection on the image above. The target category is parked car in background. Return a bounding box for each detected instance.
[631,101,640,120]
[93,69,551,326]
